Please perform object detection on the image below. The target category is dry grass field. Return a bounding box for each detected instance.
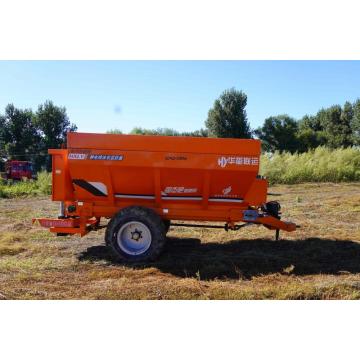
[0,182,360,300]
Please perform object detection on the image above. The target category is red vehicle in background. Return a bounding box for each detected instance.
[3,160,35,180]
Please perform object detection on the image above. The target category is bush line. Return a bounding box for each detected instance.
[0,172,52,198]
[260,147,360,184]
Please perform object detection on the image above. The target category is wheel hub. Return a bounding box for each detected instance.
[131,229,142,241]
[117,221,152,256]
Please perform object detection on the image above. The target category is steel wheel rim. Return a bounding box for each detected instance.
[117,221,152,256]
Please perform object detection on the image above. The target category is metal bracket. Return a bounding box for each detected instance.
[243,209,259,221]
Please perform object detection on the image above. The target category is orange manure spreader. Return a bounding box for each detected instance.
[33,132,297,262]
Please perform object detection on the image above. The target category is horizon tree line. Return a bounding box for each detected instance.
[1,89,359,172]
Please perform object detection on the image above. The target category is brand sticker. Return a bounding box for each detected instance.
[222,186,232,195]
[68,153,87,160]
[218,156,259,168]
[214,186,240,198]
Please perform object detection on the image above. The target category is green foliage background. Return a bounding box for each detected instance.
[260,147,360,184]
[0,101,77,172]
[0,172,51,198]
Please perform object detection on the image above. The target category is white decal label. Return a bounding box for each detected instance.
[162,186,197,195]
[214,185,240,198]
[222,186,232,195]
[89,154,123,161]
[68,153,87,160]
[218,156,259,168]
[88,182,108,195]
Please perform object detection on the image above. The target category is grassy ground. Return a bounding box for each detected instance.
[0,182,360,299]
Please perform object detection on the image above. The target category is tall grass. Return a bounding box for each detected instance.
[0,172,52,198]
[260,147,360,184]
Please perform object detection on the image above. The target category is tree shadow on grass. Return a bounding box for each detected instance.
[78,237,360,280]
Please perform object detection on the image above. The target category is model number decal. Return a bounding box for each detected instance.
[162,186,197,195]
[165,155,187,160]
[218,156,259,168]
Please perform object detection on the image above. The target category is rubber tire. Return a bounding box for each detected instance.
[163,219,171,234]
[105,206,166,263]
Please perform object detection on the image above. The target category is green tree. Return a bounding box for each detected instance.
[153,128,180,136]
[130,127,162,135]
[205,88,251,138]
[297,115,327,151]
[298,114,323,132]
[340,101,354,147]
[0,114,6,155]
[106,129,123,134]
[314,108,329,131]
[2,104,40,160]
[180,128,208,137]
[296,129,327,152]
[351,99,360,145]
[255,115,299,153]
[35,101,77,170]
[130,127,180,136]
[128,127,208,137]
[0,114,6,171]
[321,104,353,148]
[35,101,77,149]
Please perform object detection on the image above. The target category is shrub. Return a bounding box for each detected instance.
[35,171,52,195]
[0,171,52,198]
[260,147,360,184]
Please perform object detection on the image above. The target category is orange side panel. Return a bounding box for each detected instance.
[244,178,268,206]
[67,132,261,155]
[50,149,74,202]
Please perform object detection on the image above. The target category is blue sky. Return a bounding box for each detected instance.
[0,61,359,133]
